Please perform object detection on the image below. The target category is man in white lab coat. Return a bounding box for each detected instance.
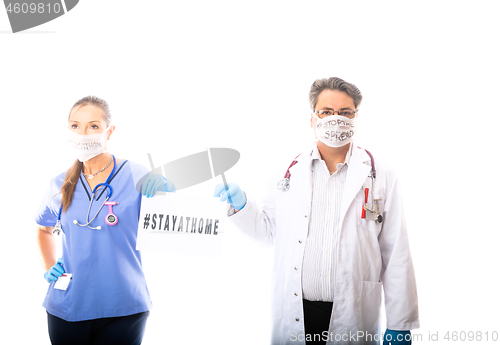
[215,77,419,345]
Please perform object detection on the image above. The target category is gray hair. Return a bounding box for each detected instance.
[69,95,112,126]
[309,77,363,110]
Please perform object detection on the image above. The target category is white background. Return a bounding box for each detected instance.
[1,1,499,344]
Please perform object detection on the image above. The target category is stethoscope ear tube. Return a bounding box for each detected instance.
[93,183,113,199]
[73,194,110,230]
[362,148,376,178]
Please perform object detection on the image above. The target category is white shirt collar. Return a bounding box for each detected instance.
[311,142,354,165]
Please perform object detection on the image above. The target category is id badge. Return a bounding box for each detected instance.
[54,273,72,291]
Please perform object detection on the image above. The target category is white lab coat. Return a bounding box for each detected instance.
[228,144,419,345]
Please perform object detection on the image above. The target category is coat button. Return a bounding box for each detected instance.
[294,292,298,296]
[295,318,300,322]
[294,267,298,270]
[298,240,302,244]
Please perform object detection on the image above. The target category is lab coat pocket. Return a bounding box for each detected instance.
[357,193,384,235]
[358,217,382,235]
[360,281,382,335]
[271,272,284,320]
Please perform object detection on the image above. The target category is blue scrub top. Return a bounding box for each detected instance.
[35,159,152,322]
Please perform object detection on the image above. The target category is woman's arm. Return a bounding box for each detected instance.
[37,225,57,271]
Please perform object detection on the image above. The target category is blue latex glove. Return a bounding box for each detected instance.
[383,329,412,345]
[142,173,176,197]
[214,182,247,210]
[44,258,64,283]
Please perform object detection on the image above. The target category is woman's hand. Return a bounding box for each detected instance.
[44,258,65,283]
[141,173,176,197]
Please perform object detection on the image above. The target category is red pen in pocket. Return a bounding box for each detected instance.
[361,188,369,218]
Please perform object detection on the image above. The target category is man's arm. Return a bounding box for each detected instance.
[379,169,420,330]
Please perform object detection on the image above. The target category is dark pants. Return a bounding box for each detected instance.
[47,311,149,345]
[303,299,333,345]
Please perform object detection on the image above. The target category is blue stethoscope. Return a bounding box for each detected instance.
[53,155,119,235]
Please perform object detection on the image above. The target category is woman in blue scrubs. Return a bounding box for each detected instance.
[35,96,172,345]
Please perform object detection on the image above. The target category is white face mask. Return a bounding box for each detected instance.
[68,126,111,162]
[313,114,356,148]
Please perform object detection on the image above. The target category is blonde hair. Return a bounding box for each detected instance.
[60,96,112,212]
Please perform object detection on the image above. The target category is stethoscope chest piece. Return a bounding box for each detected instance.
[53,220,62,235]
[277,158,299,192]
[277,178,290,192]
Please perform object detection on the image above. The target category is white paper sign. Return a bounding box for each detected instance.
[137,193,226,257]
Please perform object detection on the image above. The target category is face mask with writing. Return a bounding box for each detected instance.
[68,126,110,162]
[313,114,356,148]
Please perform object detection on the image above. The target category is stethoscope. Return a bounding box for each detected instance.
[53,155,119,235]
[360,148,383,224]
[276,156,299,192]
[276,147,383,224]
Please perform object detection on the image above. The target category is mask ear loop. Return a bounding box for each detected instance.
[101,124,113,153]
[311,112,321,141]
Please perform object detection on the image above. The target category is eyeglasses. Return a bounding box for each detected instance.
[314,109,358,119]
